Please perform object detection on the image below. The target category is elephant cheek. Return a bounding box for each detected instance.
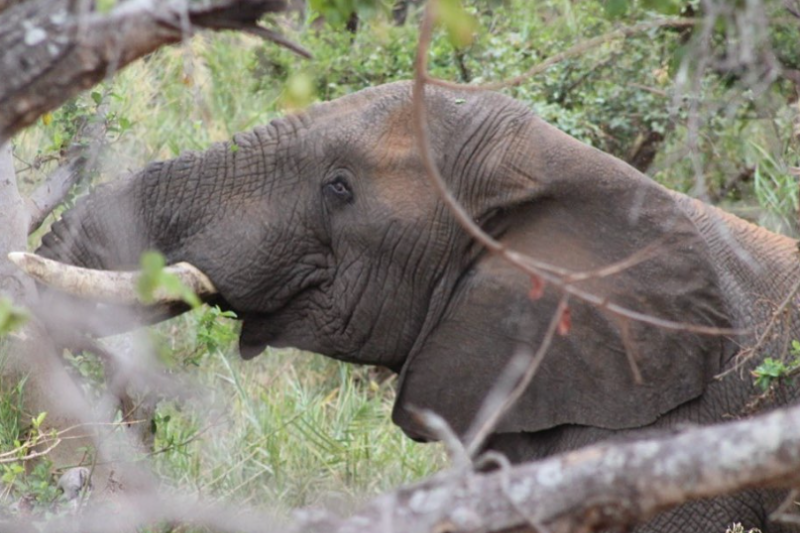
[238,318,271,360]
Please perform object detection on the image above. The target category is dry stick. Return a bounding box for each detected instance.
[463,296,569,458]
[411,2,740,339]
[0,439,62,464]
[617,316,644,384]
[770,487,800,524]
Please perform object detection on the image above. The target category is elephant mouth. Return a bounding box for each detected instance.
[7,252,218,306]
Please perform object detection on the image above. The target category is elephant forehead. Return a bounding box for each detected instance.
[373,171,436,220]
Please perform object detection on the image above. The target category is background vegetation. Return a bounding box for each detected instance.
[2,0,799,525]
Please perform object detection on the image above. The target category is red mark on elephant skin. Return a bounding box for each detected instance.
[528,275,545,300]
[558,306,571,336]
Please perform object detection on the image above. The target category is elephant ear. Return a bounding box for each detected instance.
[392,116,734,441]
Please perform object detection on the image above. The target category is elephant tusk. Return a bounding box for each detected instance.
[7,252,218,305]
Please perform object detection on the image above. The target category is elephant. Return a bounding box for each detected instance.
[12,81,800,532]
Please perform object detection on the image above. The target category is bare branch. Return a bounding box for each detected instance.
[0,402,796,532]
[299,401,800,533]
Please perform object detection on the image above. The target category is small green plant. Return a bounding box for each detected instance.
[196,305,238,355]
[0,412,62,512]
[752,341,800,391]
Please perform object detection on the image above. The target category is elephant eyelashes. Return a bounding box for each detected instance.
[324,175,354,205]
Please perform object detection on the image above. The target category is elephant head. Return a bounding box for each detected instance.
[19,81,745,445]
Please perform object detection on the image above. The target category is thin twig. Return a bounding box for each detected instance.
[463,295,568,458]
[716,276,800,379]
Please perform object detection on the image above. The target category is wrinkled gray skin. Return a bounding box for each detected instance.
[37,81,800,532]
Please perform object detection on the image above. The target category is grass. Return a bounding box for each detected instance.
[144,310,446,514]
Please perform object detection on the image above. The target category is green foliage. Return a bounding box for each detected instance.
[148,344,445,509]
[434,0,478,48]
[0,298,28,337]
[63,350,106,392]
[640,0,685,15]
[196,305,238,355]
[137,251,202,308]
[0,411,62,514]
[309,0,389,27]
[282,71,317,110]
[752,341,800,391]
[0,379,26,452]
[751,139,799,234]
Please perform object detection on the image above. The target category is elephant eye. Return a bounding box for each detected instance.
[324,174,354,204]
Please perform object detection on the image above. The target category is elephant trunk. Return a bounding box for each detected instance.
[36,177,148,270]
[26,149,234,326]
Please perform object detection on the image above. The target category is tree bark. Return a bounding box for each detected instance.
[291,402,800,533]
[0,0,298,145]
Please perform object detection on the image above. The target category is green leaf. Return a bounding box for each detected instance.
[640,0,682,15]
[603,0,628,19]
[791,339,800,355]
[136,251,166,304]
[31,412,46,430]
[752,357,789,391]
[283,72,316,110]
[91,91,103,105]
[95,0,116,13]
[435,0,478,48]
[136,251,202,308]
[0,298,28,337]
